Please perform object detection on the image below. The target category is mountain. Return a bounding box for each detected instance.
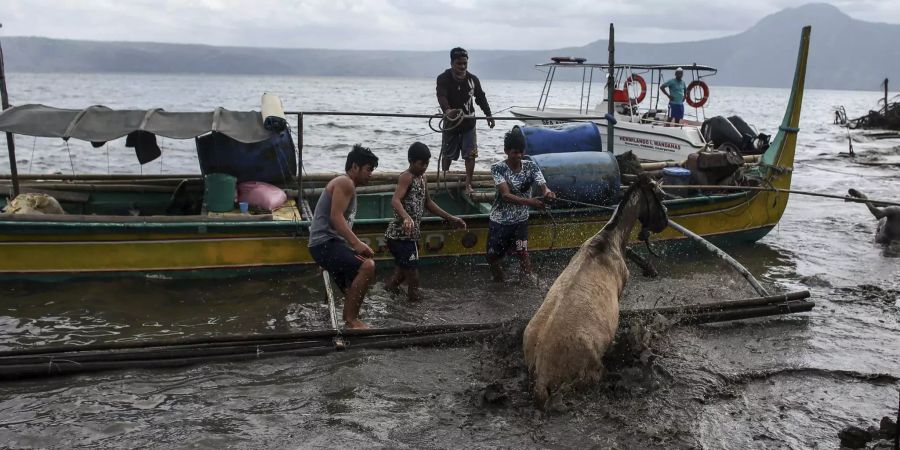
[2,3,898,89]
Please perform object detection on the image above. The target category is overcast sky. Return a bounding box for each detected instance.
[2,0,896,51]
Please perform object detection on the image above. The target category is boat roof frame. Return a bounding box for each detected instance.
[535,62,717,73]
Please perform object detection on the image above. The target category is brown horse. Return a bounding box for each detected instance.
[523,174,669,409]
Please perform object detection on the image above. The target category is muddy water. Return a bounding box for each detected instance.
[0,74,898,448]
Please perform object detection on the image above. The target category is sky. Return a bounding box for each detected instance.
[1,0,897,51]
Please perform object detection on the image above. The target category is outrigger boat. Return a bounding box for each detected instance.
[0,27,810,281]
[509,58,765,162]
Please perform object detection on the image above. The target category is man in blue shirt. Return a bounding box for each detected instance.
[660,67,687,125]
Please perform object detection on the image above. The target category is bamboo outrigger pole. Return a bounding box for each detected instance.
[607,23,615,154]
[0,24,20,198]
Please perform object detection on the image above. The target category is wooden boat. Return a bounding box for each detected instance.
[0,27,811,281]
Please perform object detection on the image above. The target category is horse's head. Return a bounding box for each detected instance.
[635,174,669,235]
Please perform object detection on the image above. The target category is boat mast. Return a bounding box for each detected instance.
[0,24,19,197]
[607,23,615,153]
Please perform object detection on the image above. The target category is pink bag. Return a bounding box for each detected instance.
[237,181,287,211]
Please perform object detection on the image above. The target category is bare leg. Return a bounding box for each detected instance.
[405,268,422,302]
[385,267,405,293]
[344,258,375,329]
[518,252,534,276]
[487,255,505,282]
[464,158,476,194]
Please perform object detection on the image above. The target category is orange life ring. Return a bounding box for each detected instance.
[686,80,710,107]
[624,74,647,103]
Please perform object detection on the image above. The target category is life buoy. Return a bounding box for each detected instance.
[686,80,710,108]
[624,74,647,104]
[550,56,587,64]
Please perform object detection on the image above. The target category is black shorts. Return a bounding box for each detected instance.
[441,127,478,161]
[387,239,420,268]
[309,238,364,291]
[486,220,529,259]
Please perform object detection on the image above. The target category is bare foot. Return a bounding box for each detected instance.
[407,288,423,302]
[465,184,475,196]
[384,280,402,294]
[344,319,369,329]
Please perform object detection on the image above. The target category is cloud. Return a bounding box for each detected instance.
[1,0,896,50]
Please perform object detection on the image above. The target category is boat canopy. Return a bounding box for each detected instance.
[536,62,717,73]
[0,104,275,143]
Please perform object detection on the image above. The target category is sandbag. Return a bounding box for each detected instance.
[238,181,287,211]
[3,193,66,215]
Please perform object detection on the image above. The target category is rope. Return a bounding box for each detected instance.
[64,141,76,176]
[27,137,36,174]
[661,184,900,208]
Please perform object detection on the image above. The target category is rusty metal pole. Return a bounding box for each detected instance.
[607,23,615,154]
[0,24,20,197]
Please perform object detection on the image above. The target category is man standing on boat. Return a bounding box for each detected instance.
[308,144,379,329]
[436,47,495,195]
[487,129,555,282]
[660,67,687,125]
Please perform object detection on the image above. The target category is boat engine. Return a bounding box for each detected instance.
[701,115,770,155]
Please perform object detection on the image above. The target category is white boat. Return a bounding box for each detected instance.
[510,61,720,161]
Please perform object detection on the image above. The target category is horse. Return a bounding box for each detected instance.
[523,174,669,409]
[848,189,900,244]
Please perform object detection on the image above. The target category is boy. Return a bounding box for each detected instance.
[487,129,555,282]
[384,142,467,301]
[308,144,379,329]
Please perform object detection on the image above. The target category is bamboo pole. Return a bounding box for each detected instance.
[322,271,346,350]
[625,290,809,317]
[667,218,769,297]
[607,23,615,154]
[290,180,494,198]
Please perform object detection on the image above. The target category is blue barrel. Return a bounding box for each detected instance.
[662,167,691,186]
[516,123,603,156]
[528,151,620,204]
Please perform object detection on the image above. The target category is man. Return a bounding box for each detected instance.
[436,47,495,194]
[487,129,555,282]
[308,144,379,329]
[660,67,687,125]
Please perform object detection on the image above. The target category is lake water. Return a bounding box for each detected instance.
[0,72,898,449]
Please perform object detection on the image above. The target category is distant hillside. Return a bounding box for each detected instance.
[2,3,898,89]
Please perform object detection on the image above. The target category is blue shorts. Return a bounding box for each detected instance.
[486,220,529,259]
[309,238,364,291]
[442,127,478,161]
[387,239,419,268]
[668,102,684,120]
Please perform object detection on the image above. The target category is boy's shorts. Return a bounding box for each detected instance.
[486,220,529,258]
[309,238,364,291]
[387,239,420,268]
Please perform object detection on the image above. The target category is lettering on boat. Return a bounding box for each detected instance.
[617,135,680,153]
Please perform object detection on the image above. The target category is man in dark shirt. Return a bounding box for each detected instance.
[436,47,495,194]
